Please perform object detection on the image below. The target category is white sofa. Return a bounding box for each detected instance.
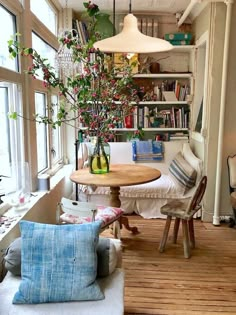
[77,141,203,219]
[0,239,124,315]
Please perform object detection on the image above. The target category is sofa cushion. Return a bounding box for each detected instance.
[13,220,104,304]
[182,143,202,182]
[97,238,118,277]
[169,152,197,193]
[4,237,21,276]
[4,236,118,279]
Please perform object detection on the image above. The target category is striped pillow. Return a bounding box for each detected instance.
[169,152,197,193]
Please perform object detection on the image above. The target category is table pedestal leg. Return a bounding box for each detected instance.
[110,186,139,234]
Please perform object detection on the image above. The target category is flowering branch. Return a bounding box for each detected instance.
[8,31,139,139]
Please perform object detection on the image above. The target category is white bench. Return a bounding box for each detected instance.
[0,239,124,315]
[77,142,202,219]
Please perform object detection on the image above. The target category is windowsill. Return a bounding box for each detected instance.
[0,164,73,242]
[0,191,45,242]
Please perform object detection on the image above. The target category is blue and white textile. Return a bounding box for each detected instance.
[132,140,164,161]
[13,220,104,304]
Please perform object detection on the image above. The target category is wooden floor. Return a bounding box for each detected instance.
[102,215,236,315]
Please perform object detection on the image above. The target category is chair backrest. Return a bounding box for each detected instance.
[59,197,97,221]
[186,176,207,215]
[227,155,236,192]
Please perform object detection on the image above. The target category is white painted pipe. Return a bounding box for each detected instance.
[178,0,200,27]
[178,0,226,27]
[213,0,234,225]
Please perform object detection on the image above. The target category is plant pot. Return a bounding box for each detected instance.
[88,137,110,174]
[149,62,160,73]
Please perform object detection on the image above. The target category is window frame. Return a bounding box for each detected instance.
[192,31,209,143]
[0,0,64,192]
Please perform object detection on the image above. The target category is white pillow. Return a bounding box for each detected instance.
[182,143,202,182]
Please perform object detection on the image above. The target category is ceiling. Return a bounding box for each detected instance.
[58,0,192,15]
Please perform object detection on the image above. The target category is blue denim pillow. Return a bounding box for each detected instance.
[13,220,104,304]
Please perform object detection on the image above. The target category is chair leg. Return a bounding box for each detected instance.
[159,215,172,253]
[56,203,61,224]
[113,220,121,239]
[188,218,195,248]
[173,218,180,243]
[182,219,191,258]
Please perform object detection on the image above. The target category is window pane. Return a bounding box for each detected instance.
[32,33,56,80]
[30,0,57,35]
[0,82,24,195]
[51,94,61,164]
[0,5,18,71]
[35,92,48,172]
[0,87,11,173]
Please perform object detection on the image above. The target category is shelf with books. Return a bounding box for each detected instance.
[142,128,188,131]
[115,101,189,105]
[133,73,193,79]
[138,101,189,105]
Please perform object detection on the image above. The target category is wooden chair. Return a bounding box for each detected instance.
[227,155,236,227]
[56,197,123,238]
[159,176,207,258]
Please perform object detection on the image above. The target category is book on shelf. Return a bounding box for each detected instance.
[162,91,178,102]
[169,40,191,46]
[138,107,144,128]
[75,20,88,45]
[164,32,192,41]
[133,106,138,129]
[147,18,153,37]
[153,18,158,38]
[169,132,189,141]
[144,106,149,128]
[137,18,142,32]
[141,18,147,35]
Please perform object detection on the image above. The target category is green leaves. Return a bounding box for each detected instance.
[8,111,18,120]
[6,19,139,140]
[83,2,99,17]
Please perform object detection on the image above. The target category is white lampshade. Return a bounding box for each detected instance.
[94,14,173,53]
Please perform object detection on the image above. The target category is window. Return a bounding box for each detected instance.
[0,82,24,192]
[32,32,56,80]
[35,92,49,173]
[192,31,209,141]
[51,94,62,165]
[0,4,18,71]
[30,0,57,35]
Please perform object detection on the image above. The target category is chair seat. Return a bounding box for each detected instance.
[161,200,200,220]
[60,205,124,228]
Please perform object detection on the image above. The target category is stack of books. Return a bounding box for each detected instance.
[72,19,89,45]
[169,132,189,141]
[164,33,192,46]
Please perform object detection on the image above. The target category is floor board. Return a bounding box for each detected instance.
[102,215,236,315]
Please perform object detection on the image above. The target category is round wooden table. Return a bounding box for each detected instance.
[70,164,161,234]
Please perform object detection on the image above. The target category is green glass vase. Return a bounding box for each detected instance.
[94,13,115,39]
[88,137,110,174]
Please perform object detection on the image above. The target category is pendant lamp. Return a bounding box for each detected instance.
[93,1,173,53]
